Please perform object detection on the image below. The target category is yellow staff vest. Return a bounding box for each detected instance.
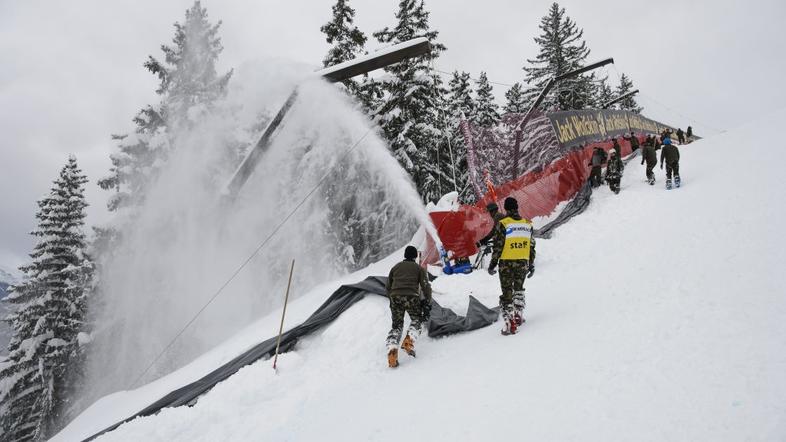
[499,217,533,260]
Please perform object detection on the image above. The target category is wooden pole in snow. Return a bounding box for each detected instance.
[273,259,295,372]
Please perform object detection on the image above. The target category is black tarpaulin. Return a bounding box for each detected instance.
[84,276,498,441]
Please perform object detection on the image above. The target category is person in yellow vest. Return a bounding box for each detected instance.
[488,197,536,335]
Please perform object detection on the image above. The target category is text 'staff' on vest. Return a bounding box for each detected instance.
[500,217,533,260]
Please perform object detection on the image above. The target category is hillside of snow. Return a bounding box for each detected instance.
[56,109,786,441]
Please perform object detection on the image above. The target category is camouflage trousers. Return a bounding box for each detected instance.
[386,295,426,348]
[644,160,656,181]
[665,161,680,180]
[498,260,528,320]
[589,166,603,187]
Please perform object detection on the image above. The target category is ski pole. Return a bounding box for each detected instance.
[273,259,295,372]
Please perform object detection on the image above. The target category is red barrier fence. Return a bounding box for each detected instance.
[423,136,640,265]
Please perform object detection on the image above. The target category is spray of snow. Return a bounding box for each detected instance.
[84,59,437,399]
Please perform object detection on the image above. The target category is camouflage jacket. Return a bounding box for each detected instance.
[660,144,680,165]
[387,259,432,300]
[606,156,624,178]
[641,144,658,164]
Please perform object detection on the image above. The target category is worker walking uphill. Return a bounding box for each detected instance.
[588,146,607,187]
[475,202,505,269]
[641,136,658,185]
[660,137,681,189]
[488,197,535,335]
[625,132,640,151]
[612,138,622,157]
[676,128,685,144]
[605,149,624,194]
[386,246,432,368]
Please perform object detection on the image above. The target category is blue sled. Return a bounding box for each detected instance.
[443,262,473,275]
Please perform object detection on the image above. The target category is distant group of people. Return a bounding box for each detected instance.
[589,127,687,192]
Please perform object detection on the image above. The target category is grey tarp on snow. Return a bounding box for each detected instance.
[84,276,498,441]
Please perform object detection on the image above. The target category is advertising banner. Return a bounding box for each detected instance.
[548,109,674,148]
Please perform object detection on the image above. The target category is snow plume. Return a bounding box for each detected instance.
[84,60,435,399]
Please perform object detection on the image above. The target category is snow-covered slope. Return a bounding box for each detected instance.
[57,109,786,441]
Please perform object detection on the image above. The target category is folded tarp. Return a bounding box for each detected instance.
[84,276,498,441]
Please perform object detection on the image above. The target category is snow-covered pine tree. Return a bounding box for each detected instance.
[443,71,475,202]
[145,0,233,131]
[373,0,447,204]
[0,156,93,442]
[320,0,368,96]
[504,82,529,114]
[426,72,461,200]
[447,71,475,121]
[614,73,643,113]
[522,2,595,111]
[594,76,615,109]
[473,72,500,127]
[98,0,233,213]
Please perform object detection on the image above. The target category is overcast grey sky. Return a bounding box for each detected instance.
[1,0,784,269]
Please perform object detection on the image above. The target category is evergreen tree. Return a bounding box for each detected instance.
[473,72,500,127]
[0,157,93,441]
[373,0,447,203]
[504,82,529,114]
[144,1,232,130]
[442,71,475,202]
[594,76,615,108]
[614,73,643,113]
[320,0,367,93]
[522,3,595,111]
[98,0,232,212]
[447,71,475,119]
[427,73,462,200]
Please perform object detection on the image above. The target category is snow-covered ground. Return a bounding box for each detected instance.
[55,109,786,441]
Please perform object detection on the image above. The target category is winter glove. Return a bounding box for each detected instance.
[488,264,497,275]
[527,266,535,278]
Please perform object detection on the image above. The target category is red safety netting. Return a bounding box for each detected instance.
[422,136,640,265]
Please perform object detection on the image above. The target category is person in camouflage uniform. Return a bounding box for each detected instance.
[627,132,640,151]
[605,149,624,194]
[588,146,607,187]
[488,197,535,335]
[641,136,658,185]
[385,245,432,367]
[660,137,681,189]
[611,138,622,157]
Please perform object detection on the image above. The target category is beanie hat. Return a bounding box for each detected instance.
[503,197,518,211]
[486,202,498,212]
[404,246,418,260]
